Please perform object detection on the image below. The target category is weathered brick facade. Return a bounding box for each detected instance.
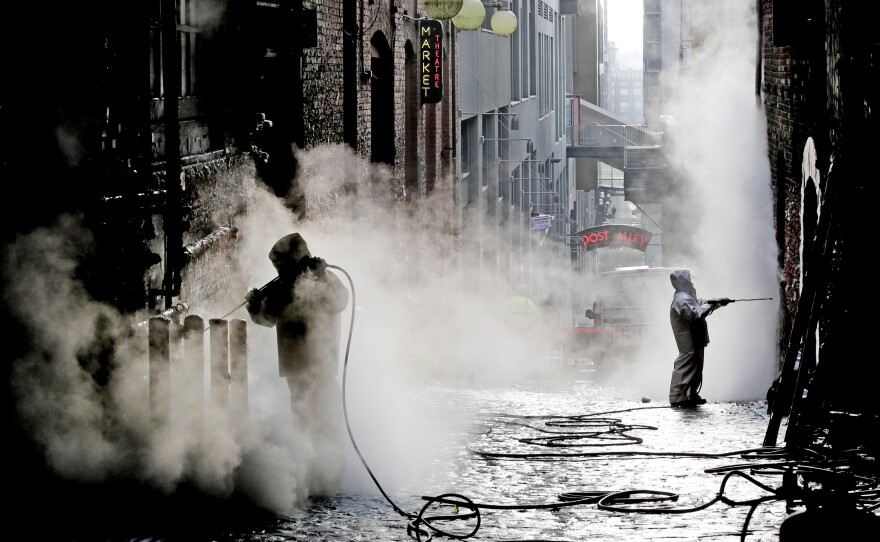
[761,0,879,418]
[296,0,455,208]
[759,0,830,360]
[0,0,458,318]
[302,0,346,144]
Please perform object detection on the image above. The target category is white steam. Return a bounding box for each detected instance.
[3,1,779,520]
[603,1,778,401]
[2,138,562,518]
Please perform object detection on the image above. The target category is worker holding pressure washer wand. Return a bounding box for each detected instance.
[667,269,774,408]
[668,269,730,408]
[244,232,350,492]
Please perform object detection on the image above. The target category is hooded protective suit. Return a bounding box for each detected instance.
[668,269,718,405]
[246,233,349,379]
[245,233,350,493]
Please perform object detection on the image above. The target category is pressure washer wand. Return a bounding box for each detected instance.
[205,276,282,331]
[707,297,774,306]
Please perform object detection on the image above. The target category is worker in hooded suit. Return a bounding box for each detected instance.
[668,269,729,407]
[245,233,350,492]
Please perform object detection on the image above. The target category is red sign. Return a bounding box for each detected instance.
[574,225,653,252]
[419,21,442,104]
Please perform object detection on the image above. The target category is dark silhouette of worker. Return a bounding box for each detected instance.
[244,233,350,491]
[668,269,729,407]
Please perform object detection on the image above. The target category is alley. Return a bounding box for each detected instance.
[256,370,789,541]
[45,364,796,541]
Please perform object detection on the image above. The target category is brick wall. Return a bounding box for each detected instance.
[303,1,346,145]
[149,153,256,311]
[299,1,454,205]
[761,1,879,393]
[760,0,830,367]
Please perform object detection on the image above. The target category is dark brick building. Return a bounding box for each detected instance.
[1,2,456,532]
[1,0,455,319]
[760,0,879,444]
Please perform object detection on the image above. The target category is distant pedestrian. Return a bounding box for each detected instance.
[244,233,350,492]
[667,269,729,407]
[505,284,539,327]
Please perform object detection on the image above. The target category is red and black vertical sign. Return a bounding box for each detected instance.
[420,20,443,104]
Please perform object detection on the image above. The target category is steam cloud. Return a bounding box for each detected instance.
[601,1,779,401]
[2,140,563,517]
[2,0,778,522]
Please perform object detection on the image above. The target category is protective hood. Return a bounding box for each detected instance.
[670,269,695,293]
[269,233,312,268]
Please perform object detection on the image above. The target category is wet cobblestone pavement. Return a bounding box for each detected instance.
[210,367,792,542]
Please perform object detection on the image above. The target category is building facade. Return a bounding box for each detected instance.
[607,65,644,125]
[1,0,457,322]
[642,0,693,126]
[759,0,879,438]
[456,0,578,325]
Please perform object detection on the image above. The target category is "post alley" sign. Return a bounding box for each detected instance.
[575,224,653,252]
[419,20,442,104]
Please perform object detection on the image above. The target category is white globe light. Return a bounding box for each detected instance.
[425,0,464,20]
[451,0,486,31]
[490,10,518,36]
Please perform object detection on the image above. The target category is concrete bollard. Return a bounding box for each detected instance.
[229,318,249,419]
[144,314,249,424]
[209,318,230,409]
[148,316,171,425]
[183,315,205,413]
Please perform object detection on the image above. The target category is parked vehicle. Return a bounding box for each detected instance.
[567,266,682,370]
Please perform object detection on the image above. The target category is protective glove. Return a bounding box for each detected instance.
[719,297,731,306]
[305,256,327,275]
[707,297,732,306]
[245,288,264,302]
[244,288,264,310]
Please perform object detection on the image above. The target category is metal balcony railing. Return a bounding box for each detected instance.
[566,124,663,149]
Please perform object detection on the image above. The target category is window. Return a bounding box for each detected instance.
[511,0,521,101]
[645,13,661,42]
[529,6,537,96]
[178,0,200,97]
[772,0,824,49]
[461,119,472,177]
[645,43,661,71]
[150,0,202,98]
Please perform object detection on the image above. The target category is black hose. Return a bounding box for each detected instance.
[329,264,413,520]
[330,263,459,541]
[326,266,880,541]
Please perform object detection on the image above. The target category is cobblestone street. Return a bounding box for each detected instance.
[13,357,880,542]
[210,365,794,542]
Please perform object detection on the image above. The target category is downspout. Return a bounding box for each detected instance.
[451,20,458,239]
[161,0,182,309]
[359,0,365,78]
[755,0,762,99]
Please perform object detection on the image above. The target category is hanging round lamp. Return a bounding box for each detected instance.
[451,0,486,31]
[490,10,518,36]
[425,0,464,20]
